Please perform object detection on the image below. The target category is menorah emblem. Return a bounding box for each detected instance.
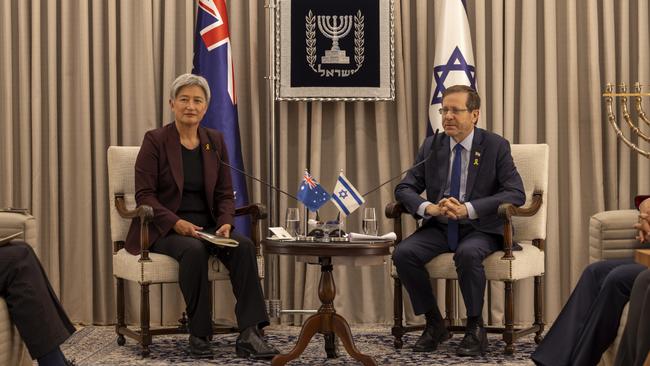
[317,15,353,64]
[603,82,650,158]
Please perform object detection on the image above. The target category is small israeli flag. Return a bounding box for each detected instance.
[331,173,365,216]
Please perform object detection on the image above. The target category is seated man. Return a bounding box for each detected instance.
[1,239,76,366]
[532,197,650,366]
[614,267,650,366]
[614,201,650,366]
[392,85,525,356]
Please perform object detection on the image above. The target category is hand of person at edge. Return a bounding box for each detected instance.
[636,198,650,243]
[635,213,650,243]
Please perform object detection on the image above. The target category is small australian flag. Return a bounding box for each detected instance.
[297,171,330,212]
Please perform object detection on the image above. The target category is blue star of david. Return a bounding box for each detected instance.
[338,190,348,199]
[430,47,477,105]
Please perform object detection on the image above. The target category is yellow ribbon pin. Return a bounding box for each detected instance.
[473,158,479,166]
[205,144,211,151]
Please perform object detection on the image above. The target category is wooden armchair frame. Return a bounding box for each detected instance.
[112,193,267,356]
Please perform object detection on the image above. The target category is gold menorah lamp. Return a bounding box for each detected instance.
[603,82,650,158]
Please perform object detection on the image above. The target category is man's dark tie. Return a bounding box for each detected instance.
[447,144,463,251]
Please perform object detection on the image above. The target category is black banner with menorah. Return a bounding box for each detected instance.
[276,0,394,101]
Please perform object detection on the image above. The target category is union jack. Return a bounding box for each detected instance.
[197,0,235,104]
[303,173,317,189]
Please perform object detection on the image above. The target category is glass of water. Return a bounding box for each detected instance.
[285,208,301,237]
[362,207,378,236]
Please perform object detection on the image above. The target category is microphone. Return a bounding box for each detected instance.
[361,128,440,198]
[205,134,300,201]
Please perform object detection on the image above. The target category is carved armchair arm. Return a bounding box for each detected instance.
[235,203,268,221]
[497,190,543,260]
[235,203,267,279]
[114,193,154,261]
[385,202,406,245]
[385,201,406,219]
[234,204,266,249]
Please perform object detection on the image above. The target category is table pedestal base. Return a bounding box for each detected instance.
[271,257,376,366]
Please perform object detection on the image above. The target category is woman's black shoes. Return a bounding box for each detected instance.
[189,335,213,357]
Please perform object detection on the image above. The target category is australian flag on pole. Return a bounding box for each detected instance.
[428,0,477,134]
[193,0,250,235]
[297,171,330,212]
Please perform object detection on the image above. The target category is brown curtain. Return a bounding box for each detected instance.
[1,0,649,327]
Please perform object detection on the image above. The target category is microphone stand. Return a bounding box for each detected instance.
[217,158,300,201]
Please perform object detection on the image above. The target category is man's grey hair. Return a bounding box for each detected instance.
[169,73,211,103]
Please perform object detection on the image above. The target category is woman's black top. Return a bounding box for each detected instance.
[177,145,215,229]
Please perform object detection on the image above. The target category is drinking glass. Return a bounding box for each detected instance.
[285,208,301,237]
[362,207,378,236]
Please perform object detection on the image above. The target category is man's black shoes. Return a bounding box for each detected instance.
[235,326,280,359]
[189,335,213,357]
[413,323,451,352]
[456,322,488,356]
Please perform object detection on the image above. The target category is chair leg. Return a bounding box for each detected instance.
[391,277,405,349]
[503,281,514,354]
[140,283,151,357]
[179,312,189,332]
[116,278,126,346]
[534,275,545,344]
[445,279,455,328]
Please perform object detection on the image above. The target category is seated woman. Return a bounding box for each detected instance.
[532,197,650,366]
[614,267,650,366]
[1,239,76,366]
[124,73,278,359]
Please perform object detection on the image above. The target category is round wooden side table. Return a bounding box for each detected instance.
[262,239,392,366]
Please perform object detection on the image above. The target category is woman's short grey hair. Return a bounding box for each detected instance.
[169,73,211,103]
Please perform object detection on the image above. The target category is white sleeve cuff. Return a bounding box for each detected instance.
[465,202,478,220]
[418,201,433,218]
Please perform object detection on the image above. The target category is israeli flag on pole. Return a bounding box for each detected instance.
[428,0,477,133]
[331,173,365,216]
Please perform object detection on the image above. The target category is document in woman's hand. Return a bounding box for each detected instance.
[196,231,239,247]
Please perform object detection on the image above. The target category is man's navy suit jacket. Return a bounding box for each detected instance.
[395,127,525,238]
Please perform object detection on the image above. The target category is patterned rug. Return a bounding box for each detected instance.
[61,325,536,365]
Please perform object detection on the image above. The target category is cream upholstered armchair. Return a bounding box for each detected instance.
[589,208,649,366]
[0,210,37,366]
[107,146,267,357]
[386,143,549,354]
